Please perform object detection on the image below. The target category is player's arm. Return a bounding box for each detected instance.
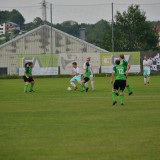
[24,70,29,79]
[83,63,86,70]
[127,63,131,71]
[110,72,115,84]
[111,67,115,84]
[70,68,80,76]
[75,68,80,76]
[125,67,128,78]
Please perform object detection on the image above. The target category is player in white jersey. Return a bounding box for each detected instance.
[70,62,81,90]
[143,56,152,85]
[83,57,95,90]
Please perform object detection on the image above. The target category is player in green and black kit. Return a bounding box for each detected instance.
[120,54,133,95]
[80,62,91,92]
[23,62,35,93]
[111,59,127,105]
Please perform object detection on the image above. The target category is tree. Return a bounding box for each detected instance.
[55,21,80,37]
[8,9,25,27]
[22,17,43,31]
[0,9,25,27]
[103,5,159,51]
[33,17,44,26]
[86,19,110,47]
[0,11,10,24]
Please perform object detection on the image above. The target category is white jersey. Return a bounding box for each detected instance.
[143,60,150,71]
[72,67,80,75]
[83,62,93,75]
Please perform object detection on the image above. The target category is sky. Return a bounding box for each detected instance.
[0,0,160,24]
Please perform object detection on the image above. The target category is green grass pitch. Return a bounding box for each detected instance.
[0,76,160,160]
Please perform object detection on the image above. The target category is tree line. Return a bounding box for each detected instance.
[0,5,160,51]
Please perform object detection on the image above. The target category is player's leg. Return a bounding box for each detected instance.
[23,76,29,92]
[112,80,118,105]
[85,82,89,88]
[147,70,151,84]
[143,70,147,85]
[80,77,89,92]
[126,79,133,95]
[76,75,83,90]
[90,75,95,90]
[24,82,29,92]
[80,80,86,91]
[29,77,35,92]
[147,75,150,84]
[70,76,78,90]
[119,80,126,105]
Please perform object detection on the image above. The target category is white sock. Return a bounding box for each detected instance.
[147,77,150,83]
[144,78,147,84]
[70,82,76,88]
[91,81,94,90]
[85,82,88,88]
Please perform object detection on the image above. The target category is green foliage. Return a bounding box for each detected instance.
[9,9,25,27]
[0,11,10,24]
[0,33,11,45]
[53,19,110,48]
[0,77,160,160]
[22,17,44,31]
[85,20,110,47]
[0,9,25,27]
[0,37,6,45]
[104,5,159,52]
[54,21,80,37]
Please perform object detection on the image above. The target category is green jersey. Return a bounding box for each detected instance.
[85,67,91,78]
[25,67,32,76]
[120,60,128,68]
[113,65,127,80]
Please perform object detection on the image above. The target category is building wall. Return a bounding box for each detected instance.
[5,22,20,32]
[0,23,5,35]
[0,25,107,75]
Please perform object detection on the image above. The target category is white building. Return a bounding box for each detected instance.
[0,23,5,35]
[0,25,107,75]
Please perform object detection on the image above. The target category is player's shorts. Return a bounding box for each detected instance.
[143,69,151,76]
[84,77,90,83]
[113,80,126,91]
[70,75,81,82]
[23,76,34,83]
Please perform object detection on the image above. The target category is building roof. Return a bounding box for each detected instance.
[0,24,108,53]
[5,21,19,27]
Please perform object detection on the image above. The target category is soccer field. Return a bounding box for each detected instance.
[0,76,160,160]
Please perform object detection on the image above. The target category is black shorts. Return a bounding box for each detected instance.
[113,80,126,91]
[84,77,90,83]
[23,76,34,83]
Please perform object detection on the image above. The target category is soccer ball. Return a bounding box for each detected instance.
[67,87,72,91]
